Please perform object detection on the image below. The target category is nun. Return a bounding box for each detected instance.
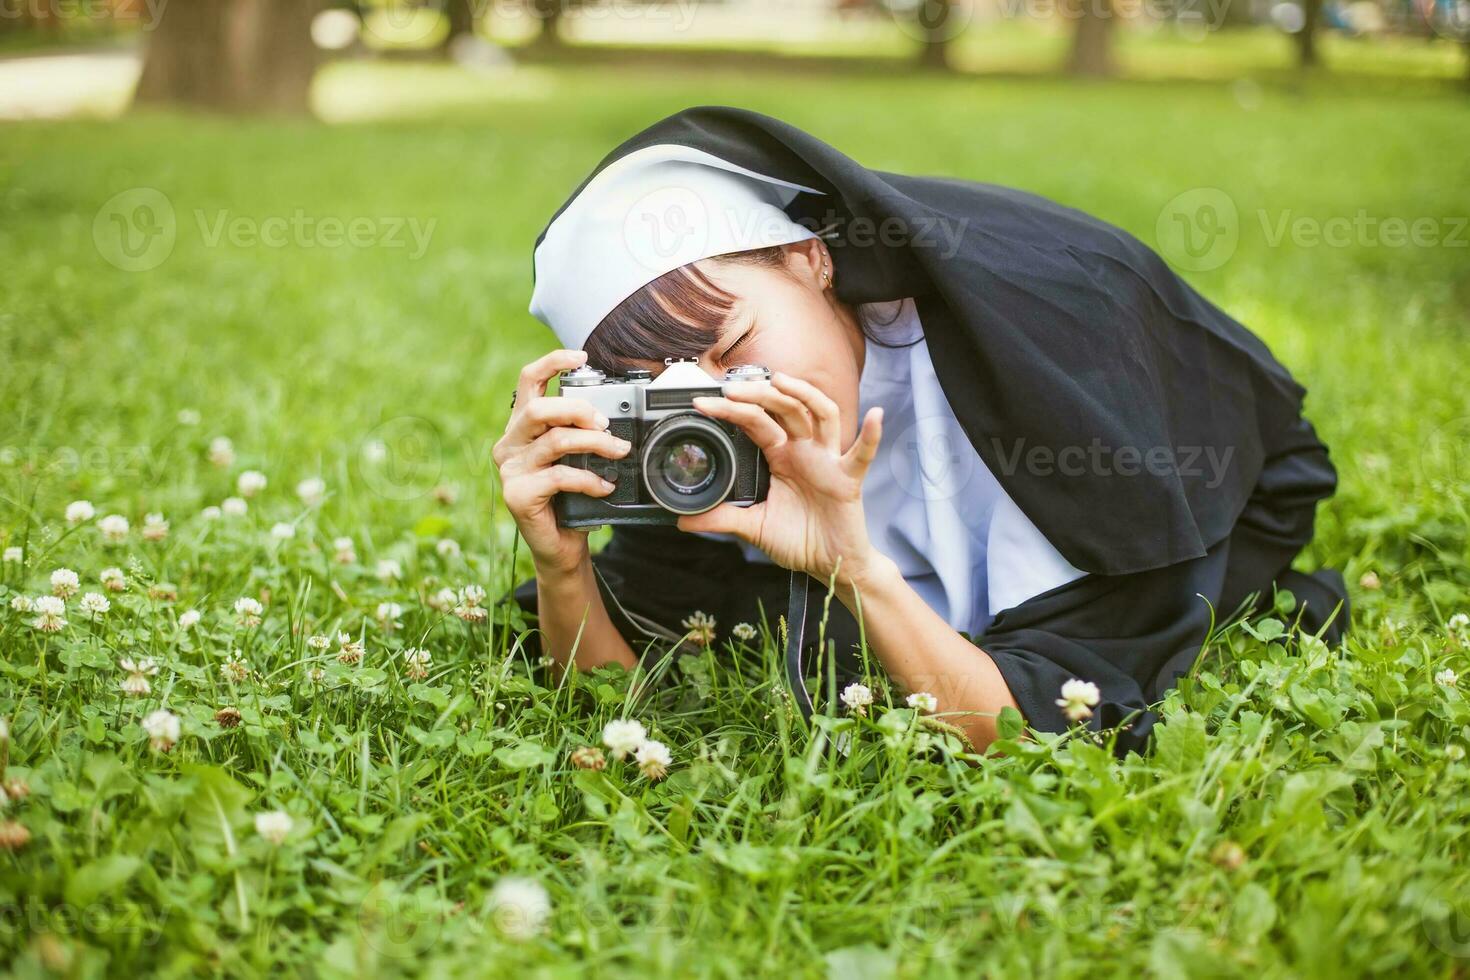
[495,105,1348,755]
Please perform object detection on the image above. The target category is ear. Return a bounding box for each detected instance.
[783,238,829,290]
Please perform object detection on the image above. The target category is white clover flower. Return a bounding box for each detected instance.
[177,408,201,426]
[98,514,130,544]
[486,877,550,942]
[234,597,264,628]
[270,522,296,541]
[1436,668,1460,687]
[178,609,201,630]
[254,810,293,845]
[79,592,110,620]
[119,656,158,696]
[454,583,487,623]
[375,559,403,583]
[1,547,20,565]
[732,622,757,641]
[1447,744,1467,762]
[1056,678,1102,723]
[336,633,365,665]
[141,513,169,541]
[332,536,356,564]
[237,470,268,497]
[376,602,403,631]
[906,691,939,713]
[200,505,222,521]
[306,633,331,651]
[435,538,461,559]
[50,568,80,599]
[207,436,235,467]
[142,709,180,751]
[427,587,457,612]
[296,477,326,506]
[221,653,251,683]
[1450,613,1470,634]
[681,610,716,645]
[601,719,647,760]
[31,596,66,633]
[361,439,388,464]
[9,595,33,613]
[841,682,874,716]
[100,567,126,592]
[402,647,431,681]
[65,500,95,524]
[635,739,672,780]
[432,483,458,506]
[221,497,248,517]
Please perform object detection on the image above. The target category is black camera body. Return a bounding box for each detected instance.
[552,359,772,528]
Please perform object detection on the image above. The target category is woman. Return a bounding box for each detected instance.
[494,106,1347,754]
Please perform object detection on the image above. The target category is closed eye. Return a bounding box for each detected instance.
[720,327,754,362]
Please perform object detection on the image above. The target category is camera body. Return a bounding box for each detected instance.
[552,359,772,528]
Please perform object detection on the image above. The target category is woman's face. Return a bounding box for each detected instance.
[630,242,867,448]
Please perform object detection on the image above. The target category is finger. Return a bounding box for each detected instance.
[691,396,787,453]
[841,406,884,478]
[769,372,840,448]
[516,349,589,409]
[524,426,632,469]
[721,381,814,440]
[676,501,761,541]
[516,464,616,505]
[513,396,610,443]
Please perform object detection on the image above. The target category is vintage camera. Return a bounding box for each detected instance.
[552,358,772,527]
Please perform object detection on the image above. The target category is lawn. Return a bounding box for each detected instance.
[0,57,1468,976]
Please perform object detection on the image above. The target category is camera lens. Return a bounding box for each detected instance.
[641,414,738,515]
[659,440,715,494]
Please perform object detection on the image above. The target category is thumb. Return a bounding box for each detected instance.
[677,501,759,540]
[842,406,883,477]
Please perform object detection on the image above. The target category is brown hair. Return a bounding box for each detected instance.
[583,244,911,376]
[583,246,787,376]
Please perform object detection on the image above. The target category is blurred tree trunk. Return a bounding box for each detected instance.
[530,0,563,48]
[1294,0,1323,66]
[134,0,324,114]
[1066,0,1116,76]
[441,0,478,53]
[917,0,957,70]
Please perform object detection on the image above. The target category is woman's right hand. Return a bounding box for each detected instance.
[492,349,632,576]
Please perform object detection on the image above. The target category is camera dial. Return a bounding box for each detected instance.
[559,365,606,387]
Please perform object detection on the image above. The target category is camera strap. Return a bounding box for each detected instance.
[784,568,815,721]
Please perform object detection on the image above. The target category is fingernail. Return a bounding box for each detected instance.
[594,412,609,428]
[600,479,614,491]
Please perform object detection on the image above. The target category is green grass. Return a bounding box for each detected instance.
[1,58,1468,977]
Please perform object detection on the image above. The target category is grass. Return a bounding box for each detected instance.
[1,55,1468,977]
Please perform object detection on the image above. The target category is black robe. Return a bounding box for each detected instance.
[508,106,1347,753]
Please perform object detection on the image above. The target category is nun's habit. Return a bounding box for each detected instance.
[507,105,1347,754]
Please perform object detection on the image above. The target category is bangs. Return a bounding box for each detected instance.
[582,262,737,376]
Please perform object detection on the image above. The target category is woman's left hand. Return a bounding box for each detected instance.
[675,371,886,588]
